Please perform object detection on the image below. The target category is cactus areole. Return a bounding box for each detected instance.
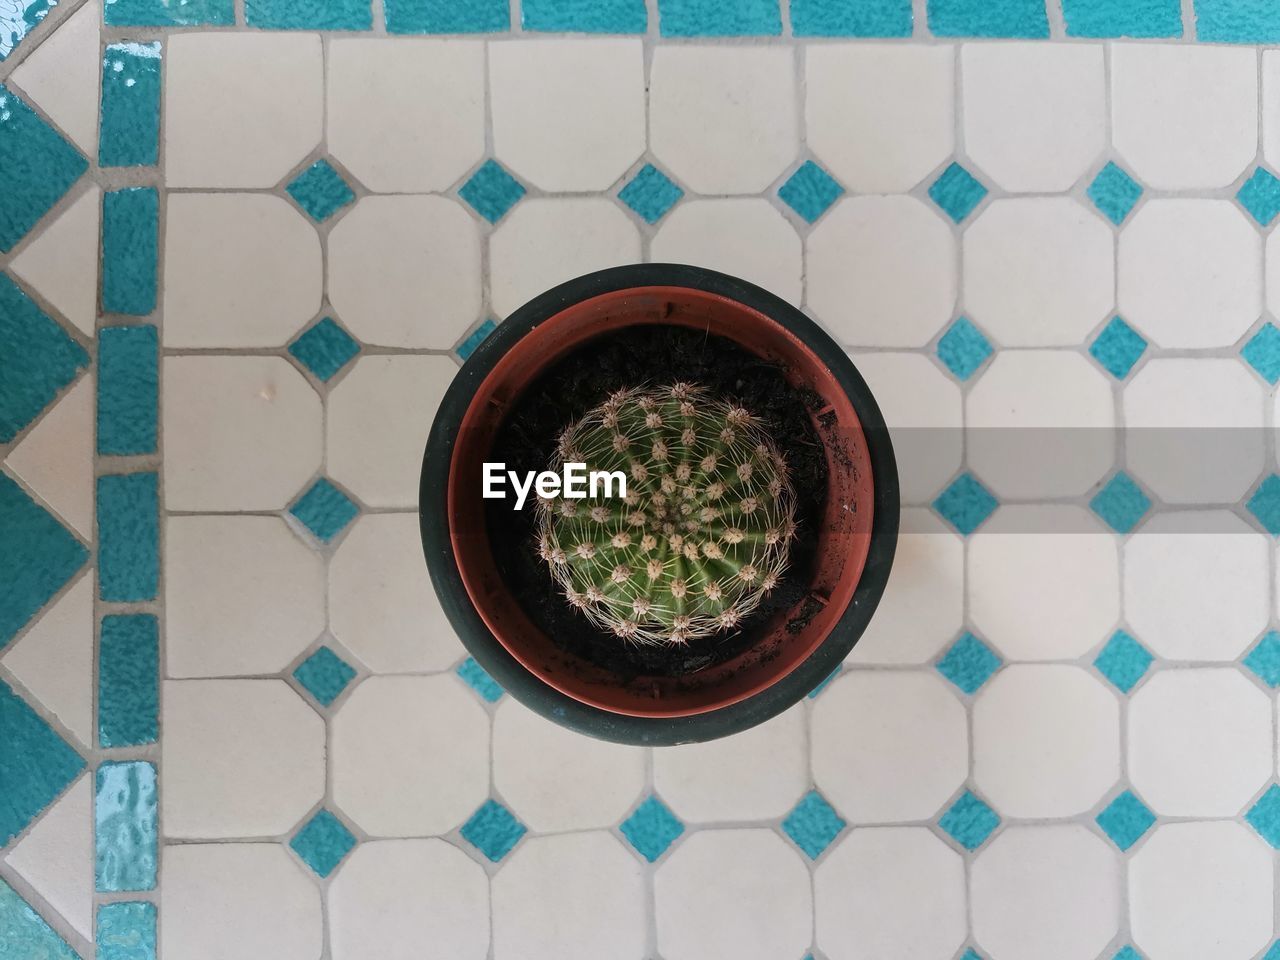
[421,265,899,745]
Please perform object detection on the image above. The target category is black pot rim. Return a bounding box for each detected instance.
[419,264,899,745]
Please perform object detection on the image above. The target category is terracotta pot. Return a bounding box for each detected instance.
[420,265,898,744]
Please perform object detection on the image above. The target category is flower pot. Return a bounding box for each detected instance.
[420,264,898,744]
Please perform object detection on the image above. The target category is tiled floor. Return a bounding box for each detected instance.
[5,0,1280,957]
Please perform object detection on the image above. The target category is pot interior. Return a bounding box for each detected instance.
[447,286,875,717]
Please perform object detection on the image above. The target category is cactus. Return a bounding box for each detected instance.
[536,383,797,645]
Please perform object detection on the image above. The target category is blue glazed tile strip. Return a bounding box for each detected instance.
[658,0,782,35]
[0,472,88,650]
[105,0,234,25]
[0,84,88,252]
[927,0,1049,37]
[523,0,647,31]
[0,878,79,960]
[99,42,162,168]
[99,614,159,748]
[0,0,54,60]
[385,0,509,32]
[98,901,157,960]
[247,0,373,28]
[96,760,158,892]
[98,325,158,456]
[1195,0,1280,42]
[97,472,159,603]
[791,0,912,35]
[1062,0,1181,36]
[102,188,159,316]
[0,678,85,845]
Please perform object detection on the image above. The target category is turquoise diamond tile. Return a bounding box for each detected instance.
[619,163,684,225]
[0,273,90,443]
[1243,323,1280,384]
[288,317,360,383]
[936,316,993,381]
[290,809,358,877]
[807,667,840,699]
[961,951,985,960]
[457,318,498,361]
[0,472,89,649]
[287,160,357,222]
[620,795,684,862]
[0,85,88,251]
[1093,630,1153,693]
[1089,316,1146,380]
[1248,784,1280,847]
[97,900,156,960]
[1096,790,1155,850]
[293,646,357,707]
[1113,948,1146,960]
[936,631,1001,694]
[1089,472,1151,534]
[290,478,359,544]
[456,656,504,703]
[782,790,846,859]
[928,162,988,223]
[1087,162,1143,226]
[459,159,526,224]
[0,879,78,959]
[1238,167,1280,226]
[1266,944,1280,960]
[461,799,527,862]
[938,790,1000,850]
[1248,474,1280,535]
[933,473,998,535]
[1244,631,1280,688]
[0,678,85,845]
[778,160,844,224]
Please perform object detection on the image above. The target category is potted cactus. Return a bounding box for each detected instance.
[420,264,897,745]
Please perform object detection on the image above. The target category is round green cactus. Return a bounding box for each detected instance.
[536,383,797,645]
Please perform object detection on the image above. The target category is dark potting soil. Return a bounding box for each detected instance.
[485,324,829,679]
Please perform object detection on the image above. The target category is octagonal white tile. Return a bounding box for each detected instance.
[650,46,797,194]
[162,680,325,839]
[807,196,956,348]
[328,195,480,349]
[974,665,1119,818]
[166,33,322,188]
[656,830,810,960]
[167,516,324,678]
[963,198,1113,347]
[969,506,1119,661]
[1119,200,1262,349]
[493,698,645,832]
[163,193,322,348]
[164,356,322,512]
[811,670,966,822]
[327,38,484,193]
[1124,511,1269,661]
[815,827,965,960]
[805,44,953,194]
[972,825,1120,960]
[332,675,488,836]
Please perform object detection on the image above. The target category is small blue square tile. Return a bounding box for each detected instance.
[807,667,840,699]
[778,160,844,224]
[1093,630,1153,694]
[97,900,156,960]
[290,478,359,544]
[928,0,1049,37]
[1243,323,1280,385]
[1246,785,1280,847]
[658,0,781,35]
[1089,472,1151,534]
[1244,631,1280,688]
[928,162,988,223]
[1113,948,1145,960]
[782,790,846,859]
[522,0,647,31]
[1096,790,1156,850]
[791,0,911,35]
[459,159,526,224]
[961,951,985,960]
[293,646,357,707]
[461,799,527,862]
[0,85,88,252]
[936,632,1001,695]
[1265,944,1280,960]
[1248,474,1280,535]
[1089,316,1147,380]
[620,795,685,862]
[288,317,360,383]
[291,809,358,877]
[938,790,1000,851]
[385,0,509,31]
[933,473,998,536]
[1087,162,1143,225]
[619,163,684,225]
[457,319,498,361]
[456,656,504,703]
[936,317,993,381]
[1196,0,1280,43]
[1063,0,1180,36]
[287,160,356,223]
[1238,167,1280,226]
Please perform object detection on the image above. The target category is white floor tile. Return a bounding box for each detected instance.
[5,374,93,537]
[4,776,92,938]
[9,185,99,337]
